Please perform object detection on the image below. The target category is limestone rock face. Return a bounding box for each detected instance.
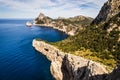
[61,54,108,80]
[92,0,120,24]
[32,39,108,80]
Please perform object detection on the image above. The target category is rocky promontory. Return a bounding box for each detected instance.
[32,39,109,80]
[33,13,93,36]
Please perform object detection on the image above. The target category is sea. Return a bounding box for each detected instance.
[0,19,68,80]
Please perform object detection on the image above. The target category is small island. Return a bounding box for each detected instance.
[26,21,32,27]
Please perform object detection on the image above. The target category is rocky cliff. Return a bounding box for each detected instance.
[91,0,120,62]
[32,39,109,80]
[93,0,120,61]
[34,13,52,24]
[92,0,120,24]
[34,13,93,36]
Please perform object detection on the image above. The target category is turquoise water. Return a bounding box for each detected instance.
[0,19,68,80]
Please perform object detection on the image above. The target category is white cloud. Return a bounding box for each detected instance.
[0,0,107,18]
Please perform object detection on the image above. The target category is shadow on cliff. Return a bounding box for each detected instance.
[61,54,120,80]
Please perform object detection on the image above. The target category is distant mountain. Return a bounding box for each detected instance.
[34,13,93,36]
[34,13,52,24]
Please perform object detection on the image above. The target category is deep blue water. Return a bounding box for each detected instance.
[0,19,68,80]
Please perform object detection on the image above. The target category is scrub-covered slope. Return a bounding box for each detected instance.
[34,13,93,36]
[53,0,120,68]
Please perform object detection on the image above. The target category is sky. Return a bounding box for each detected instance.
[0,0,107,19]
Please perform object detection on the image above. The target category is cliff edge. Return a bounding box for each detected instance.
[32,39,108,80]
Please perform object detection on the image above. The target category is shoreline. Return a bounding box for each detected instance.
[33,23,75,36]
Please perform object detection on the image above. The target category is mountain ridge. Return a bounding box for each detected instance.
[34,13,93,36]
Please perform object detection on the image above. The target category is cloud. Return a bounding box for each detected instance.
[0,0,107,18]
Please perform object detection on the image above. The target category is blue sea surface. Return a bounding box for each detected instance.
[0,19,68,80]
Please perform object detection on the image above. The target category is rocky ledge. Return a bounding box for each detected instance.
[32,39,109,80]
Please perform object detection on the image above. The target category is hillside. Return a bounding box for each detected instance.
[52,0,120,68]
[92,0,120,24]
[34,13,93,36]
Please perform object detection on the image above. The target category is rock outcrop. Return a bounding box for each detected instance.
[32,39,108,80]
[92,0,120,24]
[34,13,52,25]
[26,21,32,27]
[38,13,46,20]
[34,13,93,36]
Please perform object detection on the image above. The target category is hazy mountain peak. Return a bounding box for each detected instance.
[38,13,46,19]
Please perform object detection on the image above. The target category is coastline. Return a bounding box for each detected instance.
[33,23,75,36]
[31,0,120,79]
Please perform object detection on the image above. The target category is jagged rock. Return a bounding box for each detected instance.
[61,54,108,80]
[38,13,46,19]
[32,39,108,80]
[34,13,52,25]
[92,0,120,24]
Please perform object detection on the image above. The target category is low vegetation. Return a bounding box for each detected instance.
[34,14,93,33]
[51,13,120,69]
